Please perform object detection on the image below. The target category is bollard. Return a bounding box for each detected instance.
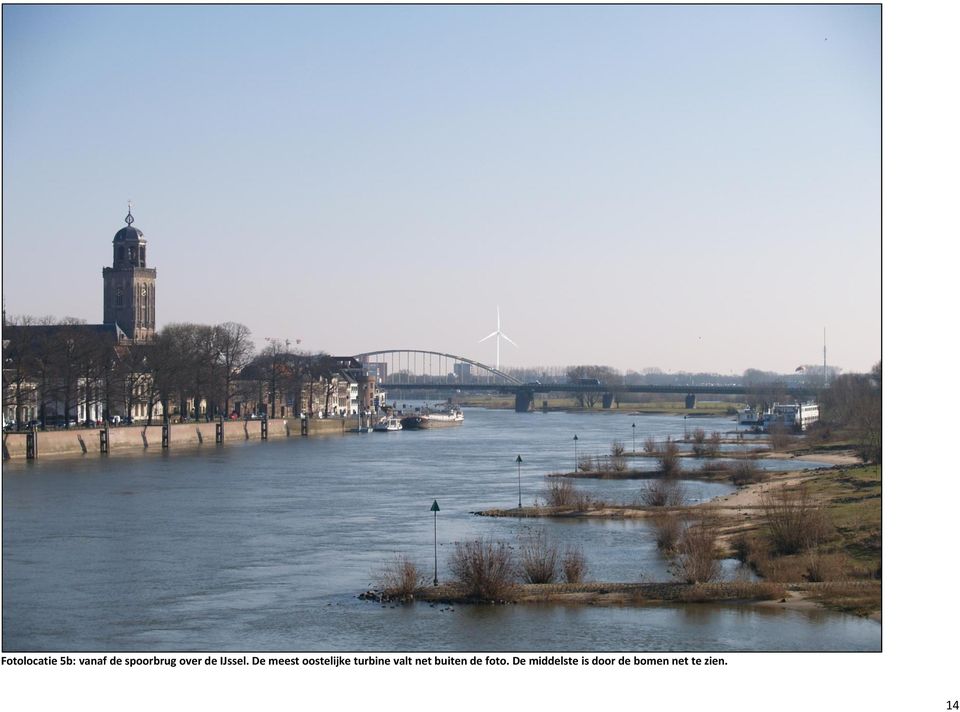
[216,418,224,444]
[162,419,169,448]
[301,416,308,436]
[100,427,110,454]
[261,417,268,440]
[26,427,37,460]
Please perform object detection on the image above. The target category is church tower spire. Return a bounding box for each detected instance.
[102,204,157,342]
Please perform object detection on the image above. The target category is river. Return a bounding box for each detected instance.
[1,408,879,651]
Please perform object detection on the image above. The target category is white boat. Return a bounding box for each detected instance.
[373,417,403,432]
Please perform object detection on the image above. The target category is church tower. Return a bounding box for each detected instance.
[102,205,157,342]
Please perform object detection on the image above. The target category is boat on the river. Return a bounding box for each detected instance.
[373,417,403,432]
[426,407,464,426]
[400,407,464,430]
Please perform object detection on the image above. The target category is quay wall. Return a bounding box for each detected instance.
[2,418,347,461]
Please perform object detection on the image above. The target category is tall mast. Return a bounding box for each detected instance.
[823,327,827,388]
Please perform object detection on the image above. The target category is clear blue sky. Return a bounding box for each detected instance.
[2,4,880,374]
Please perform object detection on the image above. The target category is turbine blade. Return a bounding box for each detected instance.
[501,333,519,348]
[478,331,498,342]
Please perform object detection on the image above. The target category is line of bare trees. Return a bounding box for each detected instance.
[4,316,122,429]
[3,316,347,428]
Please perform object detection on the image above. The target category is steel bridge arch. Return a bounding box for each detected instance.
[352,349,524,385]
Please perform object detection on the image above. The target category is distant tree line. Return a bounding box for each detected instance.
[818,361,882,463]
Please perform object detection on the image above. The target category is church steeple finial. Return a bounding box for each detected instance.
[125,200,134,226]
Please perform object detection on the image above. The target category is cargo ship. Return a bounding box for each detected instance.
[400,407,464,430]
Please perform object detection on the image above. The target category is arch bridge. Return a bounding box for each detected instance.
[352,349,523,388]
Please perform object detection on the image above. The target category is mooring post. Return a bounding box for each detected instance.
[216,417,224,444]
[100,425,110,454]
[301,415,308,436]
[261,417,268,440]
[26,427,37,460]
[162,418,169,449]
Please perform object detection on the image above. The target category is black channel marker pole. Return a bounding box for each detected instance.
[516,455,523,509]
[430,500,440,586]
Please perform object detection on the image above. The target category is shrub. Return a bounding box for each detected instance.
[672,521,721,584]
[610,440,627,472]
[643,436,658,454]
[545,478,576,507]
[760,486,833,555]
[658,437,681,478]
[545,479,592,511]
[376,554,423,600]
[706,432,722,457]
[651,513,682,552]
[561,546,587,583]
[730,461,768,485]
[730,533,751,563]
[572,489,594,512]
[449,539,516,601]
[638,478,686,507]
[519,530,558,584]
[692,428,706,445]
[804,552,849,583]
[577,456,594,472]
[769,424,794,451]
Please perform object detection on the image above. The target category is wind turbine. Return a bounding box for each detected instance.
[478,306,518,370]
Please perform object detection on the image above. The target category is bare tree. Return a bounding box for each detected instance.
[213,322,253,417]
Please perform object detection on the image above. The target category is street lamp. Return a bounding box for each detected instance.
[516,456,523,509]
[430,500,440,586]
[573,434,579,473]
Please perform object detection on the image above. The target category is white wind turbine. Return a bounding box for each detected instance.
[478,306,518,370]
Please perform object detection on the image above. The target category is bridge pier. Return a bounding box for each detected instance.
[685,394,697,409]
[515,389,534,413]
[602,392,614,409]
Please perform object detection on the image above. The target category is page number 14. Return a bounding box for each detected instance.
[947,702,958,710]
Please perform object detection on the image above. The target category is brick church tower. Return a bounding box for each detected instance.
[102,205,156,342]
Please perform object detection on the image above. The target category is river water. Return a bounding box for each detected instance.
[2,408,879,651]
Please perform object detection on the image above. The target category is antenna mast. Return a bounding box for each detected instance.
[823,327,827,389]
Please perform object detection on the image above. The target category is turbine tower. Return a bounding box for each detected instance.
[478,306,518,370]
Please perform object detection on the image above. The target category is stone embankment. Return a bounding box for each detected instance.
[2,417,347,460]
